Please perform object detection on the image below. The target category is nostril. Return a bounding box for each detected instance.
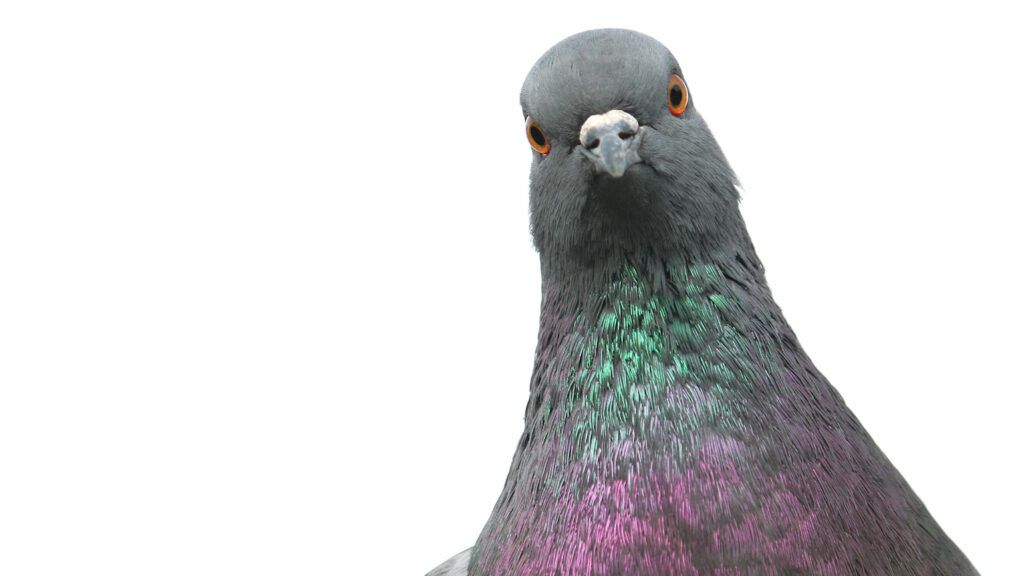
[579,110,641,150]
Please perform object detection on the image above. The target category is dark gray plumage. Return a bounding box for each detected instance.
[427,28,977,576]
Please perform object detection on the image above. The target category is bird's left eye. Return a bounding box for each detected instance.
[668,74,689,117]
[525,117,550,155]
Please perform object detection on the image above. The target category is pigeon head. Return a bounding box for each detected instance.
[521,29,744,263]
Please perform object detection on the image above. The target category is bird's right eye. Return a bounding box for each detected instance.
[525,117,550,155]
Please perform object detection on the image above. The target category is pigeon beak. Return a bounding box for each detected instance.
[579,110,643,178]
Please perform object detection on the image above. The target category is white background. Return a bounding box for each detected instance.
[1,2,1021,574]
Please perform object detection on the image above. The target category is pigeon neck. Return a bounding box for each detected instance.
[471,247,783,572]
[525,243,775,442]
[529,245,780,458]
[537,234,764,296]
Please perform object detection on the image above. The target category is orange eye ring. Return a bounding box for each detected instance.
[668,74,689,117]
[525,116,550,155]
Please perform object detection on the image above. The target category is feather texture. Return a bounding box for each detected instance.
[467,253,977,575]
[427,28,977,576]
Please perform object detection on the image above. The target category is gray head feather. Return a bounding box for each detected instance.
[520,29,745,265]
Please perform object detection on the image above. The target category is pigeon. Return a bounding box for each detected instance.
[426,29,977,576]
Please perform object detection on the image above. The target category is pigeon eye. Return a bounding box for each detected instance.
[668,74,689,117]
[525,117,551,155]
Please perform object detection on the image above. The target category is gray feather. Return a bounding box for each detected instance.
[424,548,471,576]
